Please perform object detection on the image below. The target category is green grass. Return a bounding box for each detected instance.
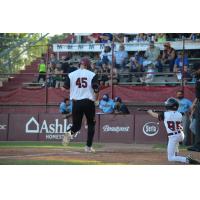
[0,141,103,149]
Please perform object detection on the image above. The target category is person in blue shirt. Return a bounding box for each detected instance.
[176,90,192,146]
[99,94,114,113]
[114,44,128,69]
[113,96,130,114]
[174,52,189,81]
[59,98,72,114]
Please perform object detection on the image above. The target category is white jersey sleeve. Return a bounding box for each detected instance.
[68,69,96,101]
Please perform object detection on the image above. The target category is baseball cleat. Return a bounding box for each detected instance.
[62,131,73,146]
[187,156,200,164]
[84,146,96,153]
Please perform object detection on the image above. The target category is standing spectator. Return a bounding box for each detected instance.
[114,44,128,70]
[173,51,189,81]
[176,90,192,146]
[37,59,47,83]
[113,96,130,114]
[61,57,99,153]
[99,94,114,113]
[188,65,200,152]
[105,66,118,86]
[156,33,166,43]
[144,41,162,72]
[161,42,176,73]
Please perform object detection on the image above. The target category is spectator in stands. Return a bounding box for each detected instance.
[113,96,130,114]
[99,64,110,86]
[139,63,155,84]
[161,42,176,73]
[37,59,47,83]
[49,53,58,67]
[55,64,63,88]
[130,52,145,81]
[105,66,119,86]
[100,33,113,43]
[114,44,128,70]
[60,55,70,81]
[173,51,189,81]
[144,41,162,72]
[155,33,166,43]
[97,45,112,67]
[99,94,114,113]
[59,98,72,114]
[176,90,193,146]
[88,33,102,43]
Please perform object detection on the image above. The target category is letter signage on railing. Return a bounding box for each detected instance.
[53,41,200,52]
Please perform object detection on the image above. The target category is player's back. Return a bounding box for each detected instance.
[163,111,183,134]
[69,68,96,101]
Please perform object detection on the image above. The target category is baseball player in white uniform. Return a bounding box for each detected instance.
[61,57,99,153]
[147,98,200,164]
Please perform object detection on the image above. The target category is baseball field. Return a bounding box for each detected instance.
[0,141,199,165]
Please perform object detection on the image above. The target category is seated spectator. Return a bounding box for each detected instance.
[97,45,112,67]
[99,33,113,43]
[174,51,189,81]
[105,66,119,86]
[99,94,114,113]
[113,96,130,114]
[59,98,72,115]
[38,59,47,83]
[144,41,162,72]
[130,52,144,81]
[114,44,128,70]
[60,55,70,81]
[88,33,102,43]
[161,42,176,73]
[139,63,155,84]
[99,64,110,86]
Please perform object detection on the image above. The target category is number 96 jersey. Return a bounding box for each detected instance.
[158,111,183,134]
[68,68,97,101]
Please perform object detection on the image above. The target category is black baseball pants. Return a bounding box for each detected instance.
[70,99,96,147]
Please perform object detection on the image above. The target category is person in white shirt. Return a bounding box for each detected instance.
[61,57,99,153]
[147,98,200,164]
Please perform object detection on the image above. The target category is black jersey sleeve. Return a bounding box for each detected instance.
[158,111,164,121]
[91,74,99,93]
[63,75,70,89]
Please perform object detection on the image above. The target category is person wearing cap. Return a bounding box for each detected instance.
[113,96,130,114]
[99,94,114,113]
[161,42,176,73]
[59,98,72,114]
[61,57,99,153]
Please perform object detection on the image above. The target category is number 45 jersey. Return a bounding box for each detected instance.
[68,68,97,101]
[158,111,183,134]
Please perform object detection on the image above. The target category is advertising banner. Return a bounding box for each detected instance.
[0,114,8,141]
[99,114,134,143]
[134,112,167,144]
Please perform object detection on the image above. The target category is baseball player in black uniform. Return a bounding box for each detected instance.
[61,57,99,153]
